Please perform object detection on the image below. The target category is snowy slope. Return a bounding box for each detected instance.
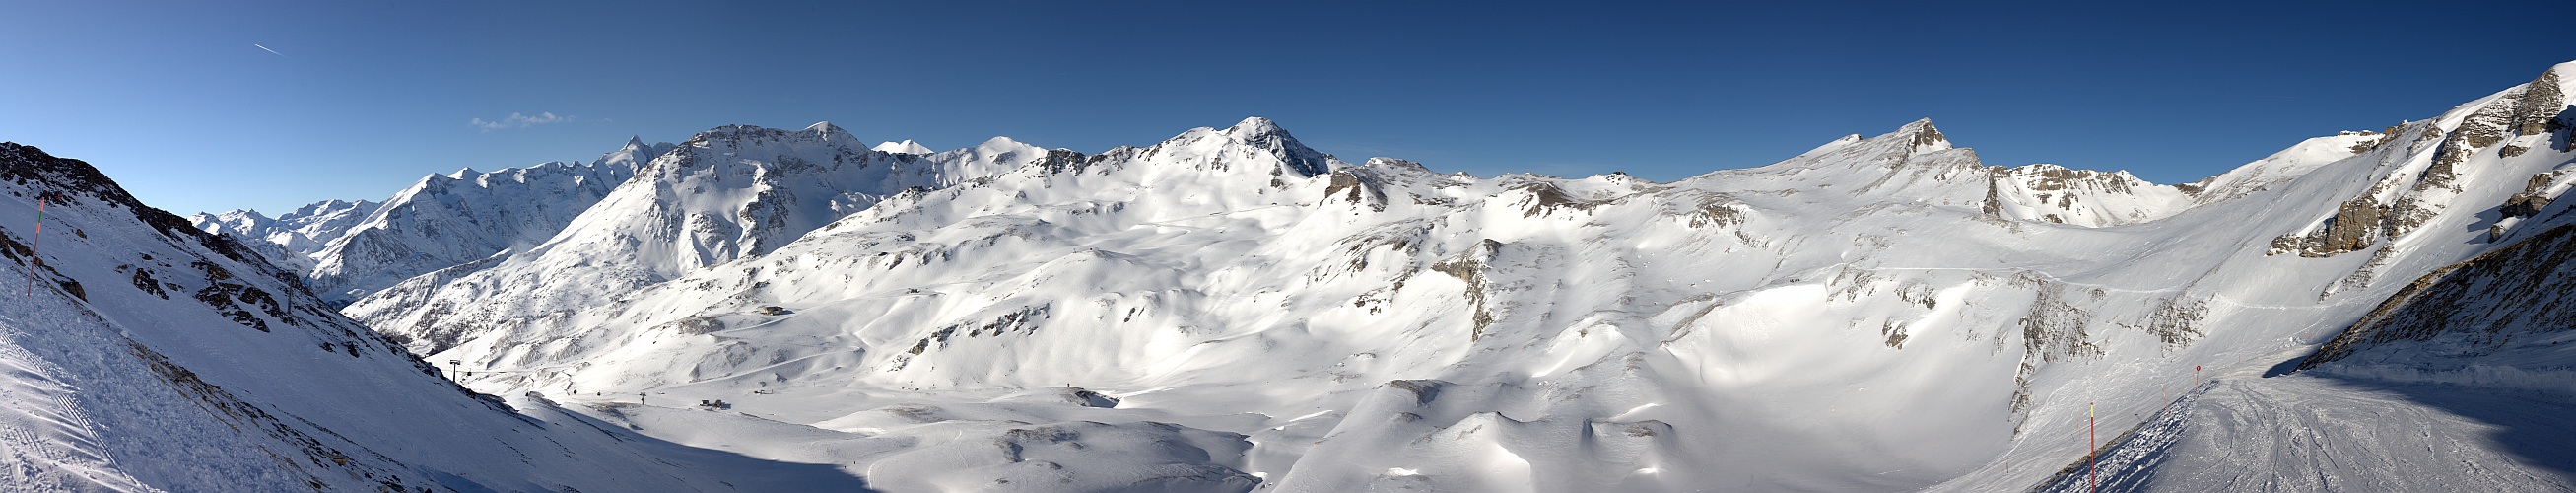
[1952,61,2576,493]
[2032,195,2576,492]
[0,142,878,491]
[344,122,1053,352]
[308,61,2576,491]
[196,138,674,306]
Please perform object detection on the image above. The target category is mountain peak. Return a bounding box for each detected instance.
[805,121,860,142]
[874,139,934,155]
[1897,118,1950,153]
[1224,116,1286,139]
[685,123,863,149]
[1212,116,1327,176]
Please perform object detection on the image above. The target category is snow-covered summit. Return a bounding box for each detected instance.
[599,136,677,172]
[193,133,679,307]
[189,198,377,273]
[1694,118,2197,226]
[1220,116,1331,176]
[872,139,933,155]
[344,121,1084,351]
[297,158,637,304]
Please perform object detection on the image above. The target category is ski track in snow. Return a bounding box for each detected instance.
[2035,371,2576,492]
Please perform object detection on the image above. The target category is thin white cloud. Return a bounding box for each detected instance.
[469,112,575,131]
[254,43,286,57]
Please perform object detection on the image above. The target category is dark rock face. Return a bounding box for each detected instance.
[1431,240,1503,340]
[2346,129,2393,154]
[1322,170,1386,210]
[2318,196,2389,254]
[2510,70,2564,136]
[1509,182,1597,218]
[2301,224,2576,369]
[2003,272,2102,416]
[1908,121,1948,149]
[2500,172,2567,219]
[1687,197,1747,229]
[2272,195,2390,257]
[1981,177,2004,217]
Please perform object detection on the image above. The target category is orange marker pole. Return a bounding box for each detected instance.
[2089,401,2098,493]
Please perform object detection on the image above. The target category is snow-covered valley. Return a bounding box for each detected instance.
[2,61,2569,491]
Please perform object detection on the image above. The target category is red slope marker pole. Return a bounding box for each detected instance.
[24,197,42,297]
[2090,400,2098,493]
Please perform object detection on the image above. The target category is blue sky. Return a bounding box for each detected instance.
[4,1,2573,216]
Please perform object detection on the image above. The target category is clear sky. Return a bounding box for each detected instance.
[5,1,2573,216]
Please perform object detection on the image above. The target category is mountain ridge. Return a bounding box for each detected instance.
[0,142,872,490]
[167,60,2576,491]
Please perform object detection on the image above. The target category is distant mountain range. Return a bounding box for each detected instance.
[4,60,2557,491]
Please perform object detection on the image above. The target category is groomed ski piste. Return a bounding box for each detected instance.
[0,61,2567,491]
[2019,361,2575,492]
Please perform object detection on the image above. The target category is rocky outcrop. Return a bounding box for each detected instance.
[1981,164,2188,226]
[1322,169,1387,210]
[2425,70,2566,190]
[2271,195,2390,257]
[2499,171,2568,218]
[2300,224,2576,369]
[2277,67,2572,258]
[1507,181,1597,218]
[1431,240,1503,340]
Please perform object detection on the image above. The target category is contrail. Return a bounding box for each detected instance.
[254,43,286,57]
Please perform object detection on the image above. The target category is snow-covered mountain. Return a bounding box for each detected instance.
[298,62,2568,492]
[873,139,934,155]
[309,159,637,303]
[0,142,879,490]
[195,138,672,305]
[180,61,2576,491]
[342,122,1056,352]
[187,198,376,273]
